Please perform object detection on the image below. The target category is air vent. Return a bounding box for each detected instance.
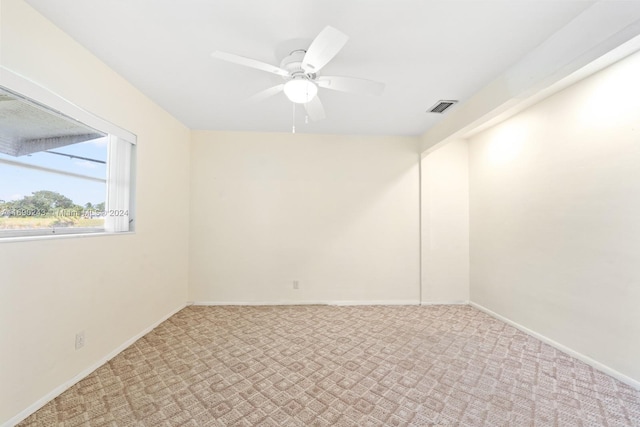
[427,100,458,114]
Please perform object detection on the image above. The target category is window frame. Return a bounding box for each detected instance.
[0,66,136,241]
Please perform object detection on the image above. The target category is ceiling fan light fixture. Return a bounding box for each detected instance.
[283,78,318,104]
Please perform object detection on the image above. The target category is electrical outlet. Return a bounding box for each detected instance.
[293,280,299,290]
[75,331,85,350]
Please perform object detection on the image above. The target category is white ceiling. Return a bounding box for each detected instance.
[25,0,597,136]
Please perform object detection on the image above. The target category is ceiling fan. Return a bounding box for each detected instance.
[211,26,385,122]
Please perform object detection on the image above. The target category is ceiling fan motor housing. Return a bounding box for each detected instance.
[280,50,315,80]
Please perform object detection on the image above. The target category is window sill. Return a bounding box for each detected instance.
[0,230,135,244]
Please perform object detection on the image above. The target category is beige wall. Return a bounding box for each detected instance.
[0,1,190,424]
[468,50,640,383]
[189,131,420,304]
[421,139,469,303]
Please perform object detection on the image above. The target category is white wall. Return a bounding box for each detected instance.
[421,139,469,303]
[468,49,640,384]
[0,1,190,424]
[189,131,420,304]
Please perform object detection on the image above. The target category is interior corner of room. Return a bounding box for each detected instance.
[2,0,640,425]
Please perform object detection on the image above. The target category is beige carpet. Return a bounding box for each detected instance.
[18,305,640,426]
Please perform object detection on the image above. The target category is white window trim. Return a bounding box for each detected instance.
[0,66,136,240]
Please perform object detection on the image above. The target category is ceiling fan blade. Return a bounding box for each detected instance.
[304,96,326,121]
[212,51,289,77]
[317,76,385,96]
[247,84,284,103]
[302,26,349,73]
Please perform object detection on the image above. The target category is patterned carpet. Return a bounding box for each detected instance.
[18,305,640,426]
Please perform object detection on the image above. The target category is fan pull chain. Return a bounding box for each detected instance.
[292,102,296,134]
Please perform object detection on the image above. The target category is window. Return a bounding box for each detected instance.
[0,70,136,239]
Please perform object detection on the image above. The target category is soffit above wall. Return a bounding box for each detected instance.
[0,87,104,156]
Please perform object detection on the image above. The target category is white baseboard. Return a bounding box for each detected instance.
[4,304,187,427]
[190,300,470,307]
[470,302,640,391]
[189,300,328,306]
[330,299,420,306]
[189,299,421,306]
[420,300,469,305]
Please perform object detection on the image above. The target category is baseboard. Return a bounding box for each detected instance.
[470,302,640,391]
[189,299,421,306]
[4,303,187,427]
[420,300,469,305]
[189,300,329,306]
[330,299,420,306]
